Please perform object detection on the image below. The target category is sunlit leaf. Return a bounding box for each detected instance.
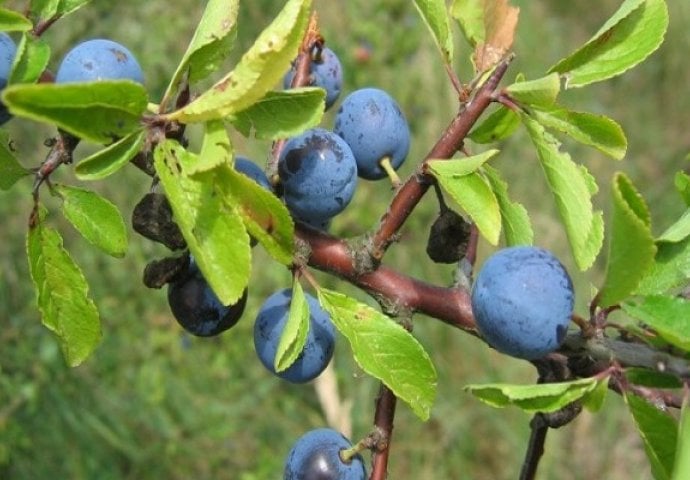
[54,184,128,257]
[75,129,145,180]
[484,164,533,246]
[170,0,312,123]
[549,0,668,88]
[317,288,437,420]
[27,206,102,366]
[274,281,310,373]
[622,295,690,352]
[522,113,604,270]
[598,173,656,307]
[412,0,454,64]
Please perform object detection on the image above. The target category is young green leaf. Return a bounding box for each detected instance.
[531,106,627,160]
[672,397,690,480]
[636,237,690,295]
[317,288,437,421]
[154,140,251,305]
[465,376,609,413]
[622,295,690,352]
[429,168,501,245]
[169,0,312,123]
[598,173,656,307]
[215,165,294,266]
[228,88,325,140]
[162,0,239,105]
[74,129,145,180]
[427,149,499,177]
[0,130,30,190]
[2,81,148,144]
[274,281,310,373]
[412,0,454,64]
[192,119,233,175]
[468,105,520,144]
[9,33,50,84]
[0,8,33,31]
[522,113,604,270]
[484,164,533,246]
[54,184,128,258]
[505,73,560,107]
[27,206,102,366]
[29,0,60,20]
[657,210,690,244]
[626,392,678,480]
[549,0,668,88]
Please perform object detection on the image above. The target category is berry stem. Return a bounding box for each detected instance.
[379,156,401,188]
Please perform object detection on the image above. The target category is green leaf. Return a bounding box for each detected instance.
[465,376,609,413]
[581,376,609,412]
[506,73,560,107]
[522,113,604,270]
[428,149,498,177]
[229,88,325,140]
[27,206,102,366]
[412,0,454,64]
[626,392,678,480]
[274,282,310,373]
[74,129,145,180]
[469,106,520,144]
[622,295,690,352]
[531,106,627,160]
[0,8,33,31]
[675,172,690,206]
[9,33,50,84]
[672,398,690,480]
[636,237,690,295]
[598,173,656,307]
[54,184,128,258]
[163,0,239,105]
[549,0,668,88]
[28,0,59,21]
[429,167,501,245]
[0,130,30,190]
[450,0,484,47]
[192,119,232,175]
[625,368,683,389]
[215,165,294,265]
[2,81,148,144]
[154,140,251,305]
[170,0,312,123]
[658,210,690,243]
[484,164,533,246]
[317,288,437,420]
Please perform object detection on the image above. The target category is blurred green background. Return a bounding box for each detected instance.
[1,0,688,478]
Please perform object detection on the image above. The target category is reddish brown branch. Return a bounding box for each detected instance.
[370,56,514,261]
[370,385,397,480]
[299,227,476,331]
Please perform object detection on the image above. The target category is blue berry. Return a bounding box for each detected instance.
[0,33,17,124]
[471,246,574,360]
[55,39,144,84]
[254,288,335,384]
[284,428,367,480]
[334,88,410,181]
[284,46,343,110]
[167,260,247,337]
[278,128,357,224]
[235,156,271,190]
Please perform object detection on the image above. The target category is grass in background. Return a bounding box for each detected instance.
[1,0,688,478]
